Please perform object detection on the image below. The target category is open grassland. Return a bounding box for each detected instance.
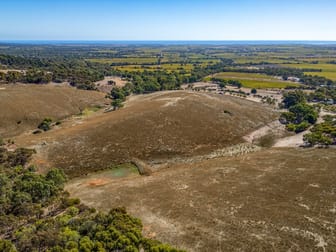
[0,84,107,137]
[66,148,336,251]
[211,72,300,88]
[14,91,277,177]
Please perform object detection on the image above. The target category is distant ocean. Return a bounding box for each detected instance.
[1,40,336,46]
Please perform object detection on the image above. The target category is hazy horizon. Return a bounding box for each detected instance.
[1,40,336,46]
[1,0,335,41]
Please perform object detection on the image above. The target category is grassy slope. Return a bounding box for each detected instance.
[0,84,107,137]
[15,91,277,177]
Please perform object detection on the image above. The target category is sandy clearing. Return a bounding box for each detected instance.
[243,120,284,143]
[273,131,305,147]
[95,76,127,93]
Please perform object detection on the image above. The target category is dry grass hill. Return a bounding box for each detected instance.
[14,91,277,177]
[0,84,107,137]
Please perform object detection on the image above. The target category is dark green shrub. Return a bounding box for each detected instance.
[38,118,53,131]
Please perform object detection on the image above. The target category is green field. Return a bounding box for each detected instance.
[239,79,299,89]
[210,72,300,89]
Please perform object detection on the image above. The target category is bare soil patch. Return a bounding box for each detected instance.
[95,76,127,93]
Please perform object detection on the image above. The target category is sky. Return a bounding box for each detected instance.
[0,0,335,41]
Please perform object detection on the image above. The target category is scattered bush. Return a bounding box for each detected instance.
[286,121,310,133]
[255,134,276,147]
[32,130,42,134]
[38,118,53,131]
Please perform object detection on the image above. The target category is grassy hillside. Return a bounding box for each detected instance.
[15,91,277,177]
[0,84,107,137]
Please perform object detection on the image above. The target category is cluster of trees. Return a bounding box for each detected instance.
[186,59,233,83]
[0,147,36,168]
[0,54,114,90]
[300,75,334,87]
[0,70,52,84]
[307,87,336,103]
[303,115,336,146]
[0,146,183,252]
[106,70,183,110]
[114,59,234,91]
[109,87,129,110]
[210,78,227,88]
[280,90,319,133]
[0,45,237,92]
[210,78,242,88]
